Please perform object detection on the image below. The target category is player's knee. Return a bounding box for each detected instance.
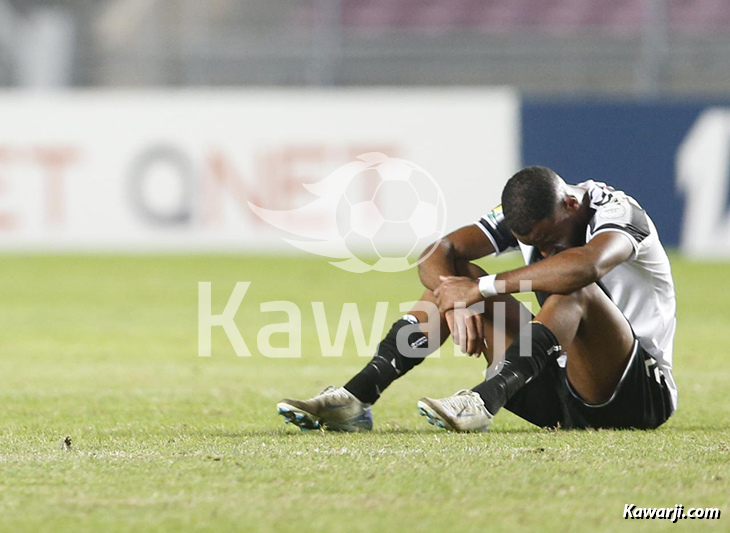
[545,282,606,313]
[543,285,591,313]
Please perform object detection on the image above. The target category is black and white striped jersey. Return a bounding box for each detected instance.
[474,180,677,410]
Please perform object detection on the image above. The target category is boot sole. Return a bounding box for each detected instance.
[417,399,491,433]
[417,399,456,431]
[276,402,374,432]
[277,402,321,431]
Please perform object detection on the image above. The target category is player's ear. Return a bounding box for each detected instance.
[564,194,580,213]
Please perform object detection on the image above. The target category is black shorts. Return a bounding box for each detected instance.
[504,340,675,430]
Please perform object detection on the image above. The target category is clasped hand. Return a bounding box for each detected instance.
[434,275,488,358]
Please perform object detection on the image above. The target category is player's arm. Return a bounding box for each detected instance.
[434,232,633,311]
[418,224,495,358]
[417,224,495,292]
[495,232,633,295]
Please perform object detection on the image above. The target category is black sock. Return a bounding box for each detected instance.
[344,316,429,404]
[472,321,562,415]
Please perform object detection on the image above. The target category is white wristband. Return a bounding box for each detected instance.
[478,274,499,299]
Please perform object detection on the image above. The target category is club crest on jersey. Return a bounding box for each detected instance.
[601,203,627,219]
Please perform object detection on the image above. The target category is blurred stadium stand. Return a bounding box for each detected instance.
[1,0,730,94]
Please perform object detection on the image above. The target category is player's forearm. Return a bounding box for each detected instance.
[496,248,600,295]
[420,225,497,292]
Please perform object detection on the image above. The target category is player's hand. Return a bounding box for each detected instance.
[434,275,482,313]
[445,308,488,358]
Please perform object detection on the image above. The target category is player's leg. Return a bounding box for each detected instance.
[276,288,446,431]
[474,283,634,417]
[340,288,448,405]
[539,284,634,404]
[343,260,534,402]
[277,261,532,431]
[422,282,635,432]
[533,285,673,429]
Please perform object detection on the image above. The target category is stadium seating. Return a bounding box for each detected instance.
[317,0,730,34]
[3,0,730,93]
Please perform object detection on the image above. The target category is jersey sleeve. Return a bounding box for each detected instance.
[474,205,519,255]
[588,193,651,257]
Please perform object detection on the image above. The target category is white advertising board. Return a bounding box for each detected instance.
[0,90,519,252]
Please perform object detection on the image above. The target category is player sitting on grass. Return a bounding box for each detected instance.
[277,165,677,432]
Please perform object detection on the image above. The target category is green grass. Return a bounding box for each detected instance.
[0,253,728,532]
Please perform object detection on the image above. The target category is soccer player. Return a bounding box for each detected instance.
[277,166,677,432]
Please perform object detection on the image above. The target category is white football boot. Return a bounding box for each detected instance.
[277,386,373,432]
[417,389,493,432]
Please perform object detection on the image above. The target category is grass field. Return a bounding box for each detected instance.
[0,253,728,532]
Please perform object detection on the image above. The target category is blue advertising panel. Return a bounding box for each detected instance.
[521,100,730,248]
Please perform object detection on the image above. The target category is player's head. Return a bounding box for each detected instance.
[502,165,585,256]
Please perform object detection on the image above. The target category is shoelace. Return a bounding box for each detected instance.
[316,385,348,401]
[441,390,484,415]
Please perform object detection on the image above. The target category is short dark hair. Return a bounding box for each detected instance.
[501,166,560,236]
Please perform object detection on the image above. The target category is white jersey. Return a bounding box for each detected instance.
[475,180,678,410]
